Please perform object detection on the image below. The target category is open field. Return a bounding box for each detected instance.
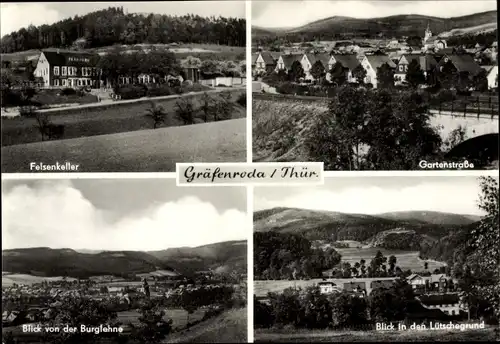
[1,117,246,172]
[335,248,447,273]
[2,274,77,286]
[164,307,247,343]
[255,326,497,342]
[117,308,205,330]
[2,89,245,146]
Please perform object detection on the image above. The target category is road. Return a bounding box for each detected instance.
[1,118,246,173]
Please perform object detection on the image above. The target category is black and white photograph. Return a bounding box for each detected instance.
[251,1,498,170]
[2,178,248,343]
[253,176,499,342]
[1,1,247,173]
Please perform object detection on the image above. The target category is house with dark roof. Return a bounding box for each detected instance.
[436,53,484,77]
[318,281,342,294]
[370,280,395,290]
[395,54,438,84]
[301,52,331,81]
[328,54,362,83]
[343,281,367,297]
[253,51,278,75]
[33,49,100,88]
[360,54,397,88]
[417,293,461,316]
[275,53,303,73]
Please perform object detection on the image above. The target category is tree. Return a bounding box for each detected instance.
[438,61,459,89]
[406,35,423,47]
[288,61,305,83]
[352,64,367,84]
[310,61,326,84]
[144,102,167,129]
[175,97,195,125]
[376,63,395,89]
[329,292,368,328]
[472,69,488,92]
[329,62,348,86]
[406,59,426,88]
[424,262,429,270]
[131,301,172,344]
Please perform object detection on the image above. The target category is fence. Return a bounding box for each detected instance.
[200,77,246,87]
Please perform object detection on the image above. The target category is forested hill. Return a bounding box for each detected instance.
[0,7,246,54]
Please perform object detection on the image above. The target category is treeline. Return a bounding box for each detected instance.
[255,280,448,329]
[330,251,406,279]
[447,31,498,48]
[254,232,341,280]
[1,7,246,53]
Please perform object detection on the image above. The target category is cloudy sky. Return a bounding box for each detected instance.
[252,0,497,28]
[254,176,494,216]
[1,1,245,37]
[2,179,247,251]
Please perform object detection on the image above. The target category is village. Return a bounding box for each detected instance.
[251,24,498,91]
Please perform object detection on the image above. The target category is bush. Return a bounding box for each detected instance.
[60,88,77,96]
[114,84,148,100]
[146,85,173,97]
[19,105,39,118]
[236,93,246,107]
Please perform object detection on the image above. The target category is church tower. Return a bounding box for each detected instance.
[424,23,432,43]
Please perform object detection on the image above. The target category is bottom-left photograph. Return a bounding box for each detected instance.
[2,178,248,344]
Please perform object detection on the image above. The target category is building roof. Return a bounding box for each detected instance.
[343,281,366,291]
[280,53,303,69]
[371,280,395,289]
[41,49,99,67]
[331,54,361,71]
[365,55,397,70]
[407,273,423,281]
[306,52,331,69]
[318,281,336,286]
[445,54,483,75]
[259,51,277,65]
[418,293,459,306]
[401,54,438,71]
[482,65,495,73]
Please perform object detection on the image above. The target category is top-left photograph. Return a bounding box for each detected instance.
[1,1,247,173]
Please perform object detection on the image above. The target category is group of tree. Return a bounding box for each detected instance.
[255,279,421,330]
[330,251,405,279]
[304,86,442,170]
[254,232,342,280]
[1,7,245,53]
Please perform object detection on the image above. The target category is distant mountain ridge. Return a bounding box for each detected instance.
[2,240,246,279]
[253,10,497,39]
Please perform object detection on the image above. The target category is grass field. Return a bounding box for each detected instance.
[2,89,245,146]
[2,274,77,286]
[164,307,247,343]
[1,118,246,172]
[255,326,497,342]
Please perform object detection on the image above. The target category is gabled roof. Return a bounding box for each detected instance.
[280,53,303,69]
[331,54,361,71]
[407,273,423,281]
[259,51,277,65]
[482,65,495,73]
[318,281,335,286]
[365,55,397,70]
[306,52,331,69]
[445,54,483,75]
[418,293,459,306]
[401,54,438,71]
[41,49,99,67]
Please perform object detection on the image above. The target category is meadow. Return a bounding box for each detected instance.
[254,326,497,342]
[2,89,245,146]
[2,274,77,286]
[1,118,246,172]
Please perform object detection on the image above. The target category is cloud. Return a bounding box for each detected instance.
[252,0,497,28]
[254,180,485,215]
[1,3,61,36]
[2,181,247,251]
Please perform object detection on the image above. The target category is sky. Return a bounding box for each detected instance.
[2,179,247,251]
[254,176,494,216]
[252,0,498,28]
[1,1,246,37]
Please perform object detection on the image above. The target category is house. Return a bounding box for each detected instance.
[275,53,303,73]
[422,24,447,51]
[253,51,278,75]
[360,54,397,88]
[370,280,395,290]
[33,49,100,88]
[483,65,498,89]
[343,281,367,297]
[328,54,362,83]
[436,53,484,77]
[394,54,438,84]
[318,281,341,294]
[417,293,461,316]
[300,52,331,81]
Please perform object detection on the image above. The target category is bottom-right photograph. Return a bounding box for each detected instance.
[253,175,499,343]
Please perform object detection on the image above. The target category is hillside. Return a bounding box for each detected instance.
[2,241,246,278]
[377,211,481,226]
[148,240,247,275]
[252,10,497,40]
[253,207,464,243]
[365,229,427,250]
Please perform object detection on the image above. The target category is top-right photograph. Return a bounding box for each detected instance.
[251,0,498,171]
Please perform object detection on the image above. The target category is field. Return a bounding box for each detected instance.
[255,326,497,342]
[2,89,245,146]
[117,308,205,330]
[1,117,246,172]
[164,307,247,343]
[2,274,77,286]
[252,98,327,162]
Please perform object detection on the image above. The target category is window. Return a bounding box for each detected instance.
[399,65,404,72]
[62,67,67,76]
[54,79,59,86]
[54,67,59,75]
[62,79,67,86]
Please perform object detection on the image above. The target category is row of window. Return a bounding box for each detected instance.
[53,66,97,77]
[53,79,94,87]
